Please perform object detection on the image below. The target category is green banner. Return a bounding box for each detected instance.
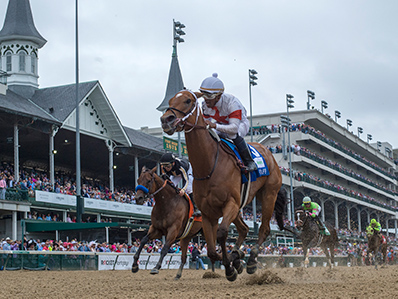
[163,137,188,156]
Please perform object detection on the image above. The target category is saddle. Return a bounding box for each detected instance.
[178,193,202,240]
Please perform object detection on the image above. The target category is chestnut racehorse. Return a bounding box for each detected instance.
[366,229,387,269]
[131,166,249,280]
[160,90,288,281]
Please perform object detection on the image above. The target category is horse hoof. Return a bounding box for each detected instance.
[232,249,245,260]
[235,261,244,274]
[150,268,159,275]
[226,268,238,282]
[246,263,257,275]
[131,265,139,273]
[174,275,181,280]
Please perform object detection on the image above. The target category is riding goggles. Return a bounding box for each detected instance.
[201,91,219,100]
[160,162,173,167]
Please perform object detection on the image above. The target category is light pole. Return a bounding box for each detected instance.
[321,100,328,114]
[280,115,290,160]
[307,90,315,110]
[286,94,295,223]
[249,69,258,143]
[249,69,258,233]
[335,110,341,123]
[173,20,186,157]
[357,127,363,138]
[346,119,352,131]
[367,134,372,144]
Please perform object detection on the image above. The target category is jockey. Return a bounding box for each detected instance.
[159,153,201,217]
[302,196,330,235]
[199,73,257,172]
[366,219,381,236]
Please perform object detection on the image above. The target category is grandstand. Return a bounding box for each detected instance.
[0,0,396,247]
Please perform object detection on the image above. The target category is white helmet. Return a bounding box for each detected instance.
[199,73,224,94]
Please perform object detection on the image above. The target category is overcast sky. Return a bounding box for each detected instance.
[1,0,397,148]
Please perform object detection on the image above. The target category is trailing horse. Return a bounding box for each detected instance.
[295,209,338,268]
[366,229,387,269]
[131,166,249,280]
[160,90,290,281]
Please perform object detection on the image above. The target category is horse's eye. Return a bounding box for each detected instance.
[185,98,191,105]
[147,180,151,185]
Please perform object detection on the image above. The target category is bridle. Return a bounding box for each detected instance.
[165,90,206,133]
[164,90,220,180]
[135,171,169,200]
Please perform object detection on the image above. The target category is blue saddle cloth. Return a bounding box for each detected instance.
[221,138,269,183]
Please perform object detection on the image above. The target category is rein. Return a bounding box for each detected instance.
[135,176,168,199]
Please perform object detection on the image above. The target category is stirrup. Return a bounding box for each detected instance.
[245,162,258,172]
[193,210,201,217]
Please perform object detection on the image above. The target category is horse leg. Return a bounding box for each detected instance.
[303,246,309,268]
[230,216,249,274]
[218,201,239,281]
[132,227,155,273]
[322,245,332,269]
[150,227,177,275]
[175,237,190,280]
[246,189,277,274]
[201,216,222,269]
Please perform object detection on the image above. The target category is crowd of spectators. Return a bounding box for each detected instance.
[0,161,154,207]
[279,166,398,211]
[251,122,396,180]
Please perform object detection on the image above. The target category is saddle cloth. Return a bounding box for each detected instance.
[221,138,270,183]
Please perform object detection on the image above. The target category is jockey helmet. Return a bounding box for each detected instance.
[199,73,224,98]
[303,196,311,204]
[371,218,377,224]
[160,153,176,165]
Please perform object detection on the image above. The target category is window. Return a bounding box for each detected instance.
[6,52,11,72]
[31,53,37,74]
[19,52,26,71]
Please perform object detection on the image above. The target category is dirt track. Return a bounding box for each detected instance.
[2,265,398,298]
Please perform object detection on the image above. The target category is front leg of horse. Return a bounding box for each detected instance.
[231,216,249,274]
[303,246,310,268]
[132,234,150,273]
[151,237,175,275]
[217,223,237,281]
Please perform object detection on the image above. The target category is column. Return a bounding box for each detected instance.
[357,207,361,232]
[105,226,109,243]
[12,211,17,241]
[334,201,339,229]
[395,219,397,238]
[367,211,370,224]
[134,156,139,189]
[14,124,19,183]
[49,125,59,190]
[320,199,325,222]
[127,219,132,245]
[105,140,116,193]
[63,210,67,222]
[97,213,101,223]
[385,218,389,236]
[346,205,351,230]
[286,188,292,223]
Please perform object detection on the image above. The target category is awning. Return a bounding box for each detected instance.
[24,220,119,232]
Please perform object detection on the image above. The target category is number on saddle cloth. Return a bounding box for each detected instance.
[220,138,269,183]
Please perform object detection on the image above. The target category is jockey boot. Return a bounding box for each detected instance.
[233,136,258,172]
[315,216,330,235]
[189,193,201,217]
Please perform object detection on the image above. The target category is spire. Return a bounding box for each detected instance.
[0,0,46,47]
[156,54,184,111]
[157,20,186,112]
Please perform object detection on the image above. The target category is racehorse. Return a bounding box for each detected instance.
[295,209,338,269]
[366,229,387,269]
[160,90,289,281]
[131,166,249,280]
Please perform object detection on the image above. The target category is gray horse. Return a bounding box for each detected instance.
[295,209,339,268]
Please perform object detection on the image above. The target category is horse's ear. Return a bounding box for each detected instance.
[194,91,203,99]
[141,166,147,173]
[151,166,157,173]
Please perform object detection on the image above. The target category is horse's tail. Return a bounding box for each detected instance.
[274,188,287,231]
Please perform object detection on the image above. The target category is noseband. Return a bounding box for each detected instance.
[165,90,202,133]
[135,173,168,200]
